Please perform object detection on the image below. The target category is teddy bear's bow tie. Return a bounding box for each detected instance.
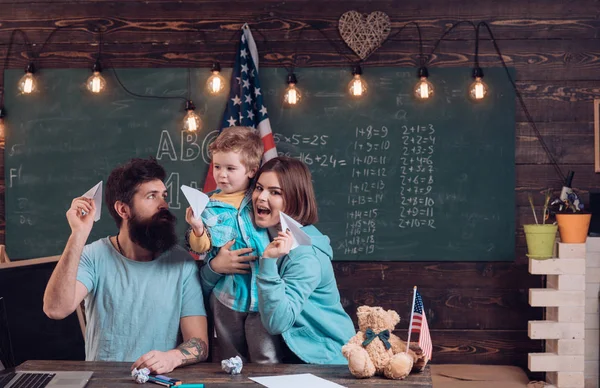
[362,328,392,349]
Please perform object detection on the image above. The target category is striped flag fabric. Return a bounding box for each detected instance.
[410,290,432,360]
[203,24,277,192]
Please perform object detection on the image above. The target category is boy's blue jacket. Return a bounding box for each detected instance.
[257,225,356,364]
[198,190,270,313]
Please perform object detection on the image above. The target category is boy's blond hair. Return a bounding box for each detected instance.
[209,126,264,172]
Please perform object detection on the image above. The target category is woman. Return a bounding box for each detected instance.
[212,156,355,364]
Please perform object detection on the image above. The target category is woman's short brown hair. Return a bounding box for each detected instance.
[209,126,263,172]
[255,156,318,225]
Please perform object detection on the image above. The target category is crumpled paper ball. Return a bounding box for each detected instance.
[221,356,243,374]
[131,367,151,383]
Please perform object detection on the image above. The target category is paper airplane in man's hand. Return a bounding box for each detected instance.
[279,212,312,250]
[181,185,210,219]
[81,181,103,222]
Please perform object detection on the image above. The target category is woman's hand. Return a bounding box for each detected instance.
[263,230,294,259]
[211,240,257,274]
[185,207,205,237]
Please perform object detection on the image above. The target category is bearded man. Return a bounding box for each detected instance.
[43,158,208,373]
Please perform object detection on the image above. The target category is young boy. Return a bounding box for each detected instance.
[185,126,283,363]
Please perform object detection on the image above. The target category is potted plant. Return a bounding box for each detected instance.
[524,189,558,259]
[552,190,592,244]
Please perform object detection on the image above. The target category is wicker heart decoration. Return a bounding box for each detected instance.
[338,11,391,60]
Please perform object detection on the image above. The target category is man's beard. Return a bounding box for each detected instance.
[128,208,178,254]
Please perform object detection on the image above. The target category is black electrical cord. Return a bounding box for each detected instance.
[476,21,565,183]
[1,29,35,108]
[386,21,425,67]
[251,23,307,74]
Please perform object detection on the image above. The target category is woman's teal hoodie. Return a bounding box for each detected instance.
[256,225,356,364]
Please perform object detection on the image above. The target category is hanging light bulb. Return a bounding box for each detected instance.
[0,108,5,138]
[86,60,107,94]
[206,62,226,95]
[183,100,202,132]
[283,73,301,106]
[469,67,488,100]
[414,67,434,100]
[18,63,37,95]
[348,65,367,97]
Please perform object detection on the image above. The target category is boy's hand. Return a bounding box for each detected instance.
[263,230,293,259]
[185,207,205,237]
[211,240,257,274]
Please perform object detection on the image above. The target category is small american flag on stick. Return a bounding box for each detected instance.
[406,287,432,360]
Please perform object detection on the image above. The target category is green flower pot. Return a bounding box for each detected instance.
[524,224,558,260]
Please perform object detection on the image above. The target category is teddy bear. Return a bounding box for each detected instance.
[342,305,429,379]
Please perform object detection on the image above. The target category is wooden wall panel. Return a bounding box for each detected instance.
[1,41,600,81]
[1,1,599,42]
[2,0,599,371]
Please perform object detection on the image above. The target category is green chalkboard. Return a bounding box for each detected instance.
[4,67,515,261]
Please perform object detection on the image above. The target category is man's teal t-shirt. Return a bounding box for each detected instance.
[76,237,206,362]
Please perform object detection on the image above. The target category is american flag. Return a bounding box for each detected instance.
[203,24,277,192]
[410,290,432,360]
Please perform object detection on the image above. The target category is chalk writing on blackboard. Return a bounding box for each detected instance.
[398,124,437,230]
[342,125,393,256]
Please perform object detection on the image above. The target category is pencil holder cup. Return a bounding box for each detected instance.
[524,224,558,260]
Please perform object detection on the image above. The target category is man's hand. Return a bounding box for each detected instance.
[263,230,293,259]
[131,350,181,374]
[185,207,205,237]
[66,197,95,237]
[211,240,257,274]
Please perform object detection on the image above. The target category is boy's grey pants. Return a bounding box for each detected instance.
[210,293,284,363]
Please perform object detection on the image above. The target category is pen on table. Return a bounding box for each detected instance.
[154,375,181,385]
[147,376,172,387]
[149,375,173,384]
[178,384,204,388]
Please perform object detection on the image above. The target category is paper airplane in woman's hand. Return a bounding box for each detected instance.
[81,181,102,222]
[181,185,210,219]
[279,212,312,250]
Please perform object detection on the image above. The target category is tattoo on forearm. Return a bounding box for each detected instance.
[177,337,209,364]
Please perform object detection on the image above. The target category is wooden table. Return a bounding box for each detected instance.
[18,360,432,387]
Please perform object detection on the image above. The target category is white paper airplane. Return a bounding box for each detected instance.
[81,181,102,222]
[279,212,312,250]
[181,185,210,219]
